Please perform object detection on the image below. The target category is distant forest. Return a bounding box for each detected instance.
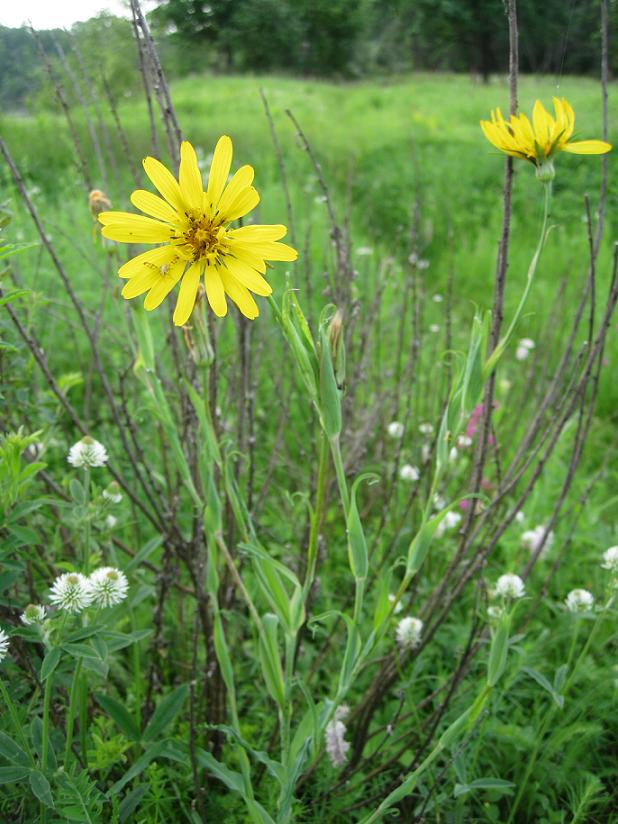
[1,0,616,111]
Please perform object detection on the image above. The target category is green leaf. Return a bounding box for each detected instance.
[142,684,188,743]
[454,777,516,798]
[40,647,61,681]
[0,732,29,766]
[0,766,29,784]
[103,629,152,652]
[94,693,140,741]
[69,478,85,505]
[125,536,163,573]
[522,667,564,709]
[258,614,285,709]
[487,613,510,687]
[346,474,378,581]
[118,784,149,822]
[29,770,54,807]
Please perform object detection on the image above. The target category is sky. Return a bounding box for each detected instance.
[0,0,155,30]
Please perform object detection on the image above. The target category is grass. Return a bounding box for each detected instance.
[0,71,617,822]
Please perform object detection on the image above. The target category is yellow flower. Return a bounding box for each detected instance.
[480,97,611,178]
[98,136,297,325]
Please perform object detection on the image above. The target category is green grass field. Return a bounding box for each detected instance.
[1,71,617,822]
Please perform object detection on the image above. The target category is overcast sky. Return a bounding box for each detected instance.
[0,0,156,30]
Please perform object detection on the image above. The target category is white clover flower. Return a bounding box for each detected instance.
[515,345,530,361]
[102,481,122,504]
[0,628,9,662]
[325,705,350,767]
[514,511,525,524]
[67,436,108,469]
[457,435,472,448]
[521,525,554,557]
[396,616,423,650]
[487,605,503,620]
[89,567,129,608]
[494,573,526,600]
[433,493,446,510]
[20,604,46,625]
[520,338,535,350]
[601,546,618,573]
[49,572,93,614]
[565,589,594,613]
[436,510,462,537]
[408,252,419,265]
[387,421,404,439]
[432,294,443,303]
[399,464,420,482]
[429,324,440,334]
[388,593,403,614]
[419,423,434,436]
[417,259,430,270]
[355,246,373,256]
[105,515,117,530]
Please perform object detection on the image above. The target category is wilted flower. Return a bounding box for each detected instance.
[521,525,554,557]
[49,572,93,614]
[67,436,108,469]
[396,616,423,650]
[494,573,526,600]
[565,589,594,613]
[0,628,9,662]
[399,464,419,482]
[20,604,46,625]
[601,546,618,573]
[89,567,129,608]
[387,421,404,439]
[99,136,297,324]
[88,189,111,217]
[480,98,611,181]
[325,705,350,767]
[102,481,122,504]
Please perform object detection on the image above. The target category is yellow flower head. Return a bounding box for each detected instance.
[480,97,611,179]
[98,136,297,325]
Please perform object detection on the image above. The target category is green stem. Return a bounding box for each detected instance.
[303,432,329,599]
[41,674,53,771]
[64,658,83,767]
[329,435,350,514]
[83,466,91,573]
[484,181,552,378]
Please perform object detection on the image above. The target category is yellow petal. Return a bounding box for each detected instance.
[143,260,185,311]
[228,224,288,242]
[179,141,203,211]
[121,269,160,298]
[216,165,255,219]
[204,263,227,317]
[143,156,185,213]
[219,268,259,320]
[562,139,612,155]
[222,256,272,296]
[221,187,260,222]
[101,214,174,244]
[118,245,178,278]
[130,190,178,224]
[173,261,201,326]
[207,135,233,210]
[233,240,297,262]
[532,100,552,149]
[228,244,267,274]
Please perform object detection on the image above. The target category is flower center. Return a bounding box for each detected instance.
[184,215,225,262]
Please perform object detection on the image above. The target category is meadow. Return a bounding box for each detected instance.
[0,57,617,823]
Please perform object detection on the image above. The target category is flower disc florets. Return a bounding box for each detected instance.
[67,436,108,469]
[49,572,93,614]
[89,567,129,608]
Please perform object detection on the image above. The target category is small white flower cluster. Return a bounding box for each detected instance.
[516,337,535,362]
[436,510,462,538]
[325,705,350,767]
[102,481,122,504]
[565,589,594,613]
[601,546,618,573]
[67,436,108,469]
[396,616,423,650]
[49,567,129,614]
[0,628,9,663]
[521,524,554,558]
[419,423,433,436]
[387,421,404,440]
[494,573,526,600]
[20,604,46,625]
[399,464,419,482]
[408,252,430,270]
